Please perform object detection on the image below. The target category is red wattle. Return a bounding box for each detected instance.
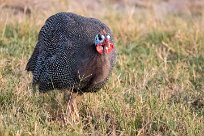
[105,43,114,54]
[96,45,103,54]
[96,43,114,55]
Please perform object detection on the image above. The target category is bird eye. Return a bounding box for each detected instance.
[95,34,105,45]
[98,34,102,41]
[97,34,105,41]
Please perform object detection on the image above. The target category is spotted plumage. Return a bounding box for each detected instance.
[26,12,116,93]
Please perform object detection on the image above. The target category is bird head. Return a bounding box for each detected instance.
[95,32,114,55]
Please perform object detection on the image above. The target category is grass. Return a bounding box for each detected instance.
[0,1,204,136]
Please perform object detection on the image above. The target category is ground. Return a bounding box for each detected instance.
[0,0,204,135]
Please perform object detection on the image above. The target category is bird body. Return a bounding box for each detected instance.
[26,12,116,93]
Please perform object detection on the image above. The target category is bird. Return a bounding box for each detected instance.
[26,12,116,121]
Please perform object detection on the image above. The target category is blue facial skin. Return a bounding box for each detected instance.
[95,34,105,45]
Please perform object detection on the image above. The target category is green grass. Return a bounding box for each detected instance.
[0,6,204,136]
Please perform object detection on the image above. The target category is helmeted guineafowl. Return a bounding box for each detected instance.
[26,12,116,121]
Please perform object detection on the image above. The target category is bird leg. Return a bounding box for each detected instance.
[64,91,80,123]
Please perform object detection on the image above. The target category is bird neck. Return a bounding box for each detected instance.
[78,54,111,85]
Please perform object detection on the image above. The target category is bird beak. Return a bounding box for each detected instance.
[96,39,114,55]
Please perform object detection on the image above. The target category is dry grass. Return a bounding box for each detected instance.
[0,0,204,135]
